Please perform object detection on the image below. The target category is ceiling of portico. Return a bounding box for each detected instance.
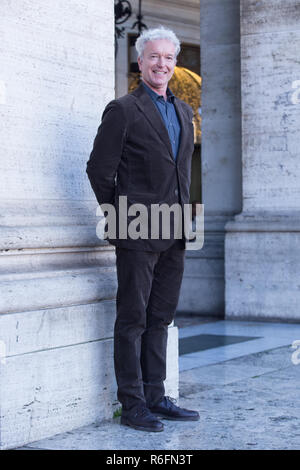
[130,0,200,28]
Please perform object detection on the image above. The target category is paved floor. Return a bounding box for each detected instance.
[17,317,300,450]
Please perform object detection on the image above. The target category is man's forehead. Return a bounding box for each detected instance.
[144,39,176,54]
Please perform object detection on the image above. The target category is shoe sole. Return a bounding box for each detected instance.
[121,419,164,432]
[153,414,200,421]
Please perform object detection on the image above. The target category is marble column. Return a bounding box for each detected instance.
[225,0,300,321]
[178,0,242,316]
[0,0,111,450]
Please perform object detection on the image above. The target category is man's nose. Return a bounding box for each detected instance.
[157,56,166,67]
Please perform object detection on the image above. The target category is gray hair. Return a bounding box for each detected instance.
[135,26,181,59]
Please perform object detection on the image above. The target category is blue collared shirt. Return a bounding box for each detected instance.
[142,81,181,161]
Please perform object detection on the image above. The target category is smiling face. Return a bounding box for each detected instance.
[137,39,177,96]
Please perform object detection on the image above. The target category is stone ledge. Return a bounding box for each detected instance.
[0,225,108,250]
[226,211,300,232]
[0,300,116,356]
[0,265,117,314]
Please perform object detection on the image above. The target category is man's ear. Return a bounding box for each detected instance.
[137,56,142,72]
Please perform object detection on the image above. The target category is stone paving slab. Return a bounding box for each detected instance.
[16,344,300,450]
[179,319,300,370]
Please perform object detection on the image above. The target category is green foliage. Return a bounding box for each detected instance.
[113,406,122,418]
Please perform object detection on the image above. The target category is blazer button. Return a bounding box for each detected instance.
[175,189,178,196]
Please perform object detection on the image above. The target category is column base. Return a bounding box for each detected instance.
[225,211,300,322]
[178,213,236,317]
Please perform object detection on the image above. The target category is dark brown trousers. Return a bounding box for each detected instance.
[114,239,185,415]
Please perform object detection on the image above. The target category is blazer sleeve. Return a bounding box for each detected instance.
[86,99,127,206]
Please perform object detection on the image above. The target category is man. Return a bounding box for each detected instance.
[86,26,199,432]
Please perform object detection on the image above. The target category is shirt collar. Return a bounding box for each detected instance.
[142,81,175,103]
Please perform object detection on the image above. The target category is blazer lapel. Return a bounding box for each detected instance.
[131,84,175,163]
[131,83,190,165]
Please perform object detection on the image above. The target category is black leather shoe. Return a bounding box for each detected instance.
[149,396,200,421]
[121,406,164,432]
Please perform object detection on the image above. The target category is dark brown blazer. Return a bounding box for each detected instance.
[86,82,195,251]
